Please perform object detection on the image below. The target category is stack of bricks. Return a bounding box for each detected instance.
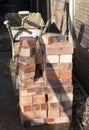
[17,37,36,87]
[19,77,47,127]
[40,34,73,124]
[17,36,47,127]
[17,34,73,127]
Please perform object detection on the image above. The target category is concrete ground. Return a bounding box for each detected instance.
[0,22,70,130]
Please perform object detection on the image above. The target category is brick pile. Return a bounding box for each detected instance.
[17,34,73,127]
[17,37,36,87]
[17,36,47,127]
[40,34,73,124]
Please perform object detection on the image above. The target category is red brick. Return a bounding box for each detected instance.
[18,63,36,73]
[45,116,71,124]
[45,41,73,55]
[45,79,61,87]
[46,79,72,88]
[33,95,46,104]
[60,86,73,93]
[19,47,35,57]
[40,35,58,45]
[36,87,47,95]
[20,103,47,113]
[48,94,60,103]
[22,105,32,112]
[54,116,72,124]
[59,63,72,70]
[17,55,35,65]
[35,110,47,119]
[46,85,73,95]
[46,63,58,70]
[19,70,35,80]
[22,111,35,119]
[60,79,72,87]
[59,55,72,63]
[48,102,59,110]
[46,46,73,55]
[19,96,32,105]
[45,46,59,55]
[20,37,36,48]
[19,77,34,86]
[48,109,60,118]
[44,118,55,124]
[32,104,41,111]
[46,55,59,63]
[21,104,41,112]
[19,88,36,96]
[46,63,72,71]
[34,77,45,83]
[41,103,47,110]
[19,81,47,96]
[27,88,37,95]
[47,86,60,94]
[46,70,60,79]
[59,70,72,79]
[34,78,46,87]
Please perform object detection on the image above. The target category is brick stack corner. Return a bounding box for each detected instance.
[41,34,73,125]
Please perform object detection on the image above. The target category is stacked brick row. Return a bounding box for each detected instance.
[17,36,47,127]
[19,77,47,127]
[17,34,73,127]
[17,37,36,87]
[40,34,73,124]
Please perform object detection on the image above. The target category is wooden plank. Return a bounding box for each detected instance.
[74,0,89,94]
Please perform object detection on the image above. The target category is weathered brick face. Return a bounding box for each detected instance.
[40,35,58,45]
[18,63,36,73]
[32,95,46,104]
[20,37,36,48]
[48,109,61,118]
